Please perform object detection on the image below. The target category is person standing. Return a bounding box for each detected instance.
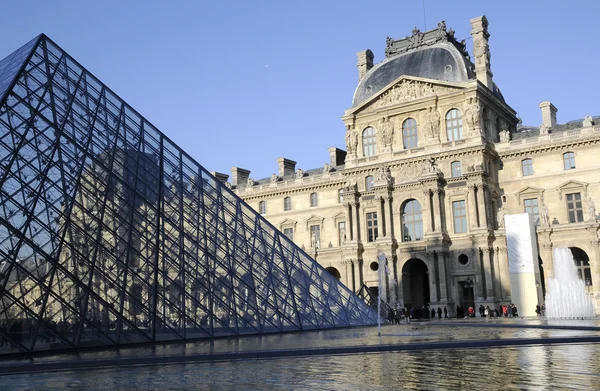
[437,307,442,319]
[443,307,448,318]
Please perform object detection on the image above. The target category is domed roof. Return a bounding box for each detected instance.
[352,24,475,107]
[353,43,475,107]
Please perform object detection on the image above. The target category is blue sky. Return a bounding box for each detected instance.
[1,1,598,180]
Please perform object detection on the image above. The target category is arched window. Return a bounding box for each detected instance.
[521,159,533,176]
[563,152,576,170]
[402,118,418,149]
[258,201,266,214]
[365,175,374,191]
[446,109,463,141]
[451,161,462,178]
[401,199,423,242]
[571,247,593,286]
[284,196,291,211]
[362,127,377,157]
[310,192,318,207]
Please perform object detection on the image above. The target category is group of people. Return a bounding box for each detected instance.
[456,303,520,318]
[387,304,450,324]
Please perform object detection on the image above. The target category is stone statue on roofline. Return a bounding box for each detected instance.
[583,115,594,127]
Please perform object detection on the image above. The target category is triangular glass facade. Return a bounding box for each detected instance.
[0,35,377,356]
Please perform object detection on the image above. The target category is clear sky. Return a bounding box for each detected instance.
[1,1,598,180]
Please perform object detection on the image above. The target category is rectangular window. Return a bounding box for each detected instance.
[563,152,576,170]
[365,176,374,191]
[284,197,291,211]
[451,162,462,178]
[452,200,467,233]
[310,193,318,207]
[522,159,533,176]
[338,221,346,246]
[258,201,266,214]
[338,189,344,203]
[310,225,320,248]
[524,198,540,226]
[366,212,378,242]
[566,193,584,223]
[283,227,294,241]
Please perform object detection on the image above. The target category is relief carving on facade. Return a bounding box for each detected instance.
[424,105,441,140]
[463,97,481,134]
[377,116,394,147]
[397,161,423,181]
[373,80,456,109]
[345,124,358,154]
[375,164,393,186]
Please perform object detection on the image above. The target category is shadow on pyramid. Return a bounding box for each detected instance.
[0,35,377,356]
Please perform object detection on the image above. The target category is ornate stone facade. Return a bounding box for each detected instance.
[228,16,600,316]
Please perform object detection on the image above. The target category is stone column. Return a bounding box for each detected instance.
[353,202,361,242]
[352,259,361,292]
[427,254,438,304]
[433,189,443,233]
[422,189,433,233]
[540,243,554,282]
[344,202,353,241]
[384,195,394,239]
[482,247,494,299]
[588,240,600,313]
[344,260,352,290]
[491,247,502,299]
[472,248,485,299]
[477,184,489,229]
[467,184,478,230]
[437,251,449,302]
[497,246,510,300]
[376,196,385,238]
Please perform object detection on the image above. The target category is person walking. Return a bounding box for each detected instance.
[443,307,448,318]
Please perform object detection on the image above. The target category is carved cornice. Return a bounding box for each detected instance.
[498,134,600,159]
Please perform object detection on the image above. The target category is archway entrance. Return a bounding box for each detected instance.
[325,267,341,281]
[402,258,430,313]
[569,247,593,287]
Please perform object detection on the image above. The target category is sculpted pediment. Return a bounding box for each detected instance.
[351,76,465,115]
[516,186,545,196]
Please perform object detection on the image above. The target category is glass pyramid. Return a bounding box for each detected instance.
[0,35,377,356]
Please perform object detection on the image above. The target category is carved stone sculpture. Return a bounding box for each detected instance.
[375,165,393,184]
[586,197,596,221]
[377,116,394,147]
[583,115,594,127]
[374,80,455,109]
[540,203,550,226]
[339,226,347,244]
[499,129,510,142]
[247,177,254,187]
[311,232,319,248]
[270,173,278,183]
[539,123,550,135]
[296,168,304,178]
[497,207,509,228]
[323,163,331,173]
[423,157,439,174]
[424,106,441,139]
[345,125,358,154]
[464,97,481,131]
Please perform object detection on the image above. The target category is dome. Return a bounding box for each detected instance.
[353,42,474,107]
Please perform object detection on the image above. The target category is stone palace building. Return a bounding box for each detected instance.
[222,16,600,315]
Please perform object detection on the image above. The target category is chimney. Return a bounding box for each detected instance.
[210,171,229,185]
[539,101,557,128]
[327,147,347,166]
[470,16,493,90]
[276,157,296,177]
[230,166,250,187]
[356,49,374,81]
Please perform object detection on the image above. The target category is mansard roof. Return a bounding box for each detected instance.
[513,115,600,140]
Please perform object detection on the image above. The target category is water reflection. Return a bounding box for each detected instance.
[3,343,600,390]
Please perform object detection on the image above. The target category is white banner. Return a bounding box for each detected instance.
[505,213,538,274]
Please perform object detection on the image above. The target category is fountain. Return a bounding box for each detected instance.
[544,248,595,318]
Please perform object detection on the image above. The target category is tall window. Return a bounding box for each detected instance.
[522,159,533,176]
[451,161,462,178]
[338,189,344,203]
[366,212,378,242]
[572,248,593,286]
[362,127,377,157]
[446,109,463,141]
[284,196,291,211]
[401,200,423,241]
[566,193,584,223]
[452,200,467,233]
[563,152,576,170]
[365,175,374,191]
[402,118,418,149]
[283,228,294,241]
[524,198,539,226]
[258,201,266,214]
[310,192,318,207]
[338,221,346,246]
[310,225,320,248]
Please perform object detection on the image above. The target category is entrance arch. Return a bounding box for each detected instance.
[569,247,593,286]
[401,258,430,311]
[325,267,341,281]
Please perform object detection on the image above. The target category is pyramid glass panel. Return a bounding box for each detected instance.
[0,35,377,356]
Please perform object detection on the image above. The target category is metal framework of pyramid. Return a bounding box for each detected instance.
[0,35,377,356]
